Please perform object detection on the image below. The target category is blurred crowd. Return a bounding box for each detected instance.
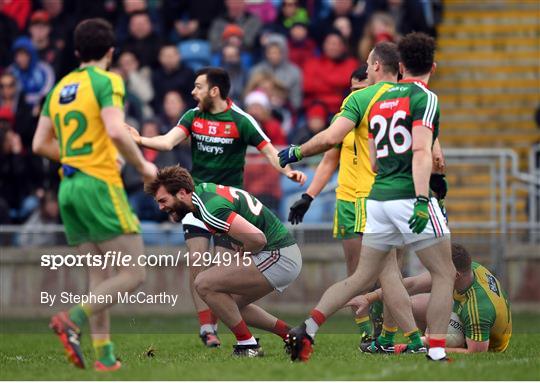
[0,0,442,241]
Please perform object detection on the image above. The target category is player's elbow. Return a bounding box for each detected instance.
[32,139,44,156]
[245,233,267,253]
[324,133,342,147]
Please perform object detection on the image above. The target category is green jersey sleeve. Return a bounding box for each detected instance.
[40,88,54,117]
[88,68,125,109]
[176,108,197,135]
[410,85,439,132]
[192,190,235,232]
[236,108,270,149]
[461,289,496,342]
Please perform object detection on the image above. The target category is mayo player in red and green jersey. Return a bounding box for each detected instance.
[279,33,455,363]
[129,67,305,347]
[145,165,302,357]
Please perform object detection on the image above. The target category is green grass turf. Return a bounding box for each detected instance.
[1,312,539,380]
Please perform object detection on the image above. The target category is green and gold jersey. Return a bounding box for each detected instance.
[335,82,394,198]
[41,66,125,186]
[367,79,440,201]
[177,99,270,188]
[191,183,296,251]
[453,262,512,352]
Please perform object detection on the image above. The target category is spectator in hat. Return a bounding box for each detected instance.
[250,33,303,112]
[211,23,254,70]
[208,0,263,53]
[28,11,62,78]
[8,36,55,114]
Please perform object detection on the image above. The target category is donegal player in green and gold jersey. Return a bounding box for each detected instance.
[349,243,512,353]
[32,18,157,371]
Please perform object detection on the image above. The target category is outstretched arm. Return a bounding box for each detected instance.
[128,123,187,152]
[305,147,340,198]
[260,143,306,185]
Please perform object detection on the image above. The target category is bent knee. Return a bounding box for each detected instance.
[194,273,215,297]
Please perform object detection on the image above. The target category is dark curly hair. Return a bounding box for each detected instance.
[451,243,472,273]
[398,32,436,76]
[144,165,194,197]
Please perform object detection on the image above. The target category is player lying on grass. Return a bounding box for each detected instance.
[32,18,157,371]
[279,33,455,362]
[144,165,302,357]
[128,67,305,348]
[348,243,512,353]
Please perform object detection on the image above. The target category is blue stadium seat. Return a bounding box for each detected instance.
[178,40,211,71]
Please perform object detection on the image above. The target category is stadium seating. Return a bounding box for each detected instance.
[178,39,211,71]
[431,0,540,227]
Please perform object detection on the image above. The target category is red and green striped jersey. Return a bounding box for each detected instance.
[367,80,440,200]
[191,183,296,251]
[176,99,270,188]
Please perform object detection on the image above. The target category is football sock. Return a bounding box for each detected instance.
[198,309,214,335]
[428,338,447,360]
[273,319,290,339]
[377,325,398,346]
[231,320,255,344]
[370,301,383,320]
[355,316,372,337]
[68,304,90,328]
[93,338,116,367]
[404,329,424,350]
[305,309,326,338]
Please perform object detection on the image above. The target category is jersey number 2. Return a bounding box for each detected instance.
[54,111,93,157]
[370,110,411,158]
[229,187,263,216]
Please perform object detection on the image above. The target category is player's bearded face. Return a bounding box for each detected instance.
[199,94,213,112]
[166,197,191,222]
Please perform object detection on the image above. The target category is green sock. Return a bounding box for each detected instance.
[68,305,90,328]
[377,325,398,346]
[405,329,424,350]
[370,301,383,321]
[354,316,372,337]
[93,340,117,367]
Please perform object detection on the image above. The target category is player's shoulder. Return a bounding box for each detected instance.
[91,66,122,82]
[229,102,254,123]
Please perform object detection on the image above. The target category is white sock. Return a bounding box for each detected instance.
[304,318,319,339]
[237,336,257,346]
[200,324,214,335]
[428,347,446,360]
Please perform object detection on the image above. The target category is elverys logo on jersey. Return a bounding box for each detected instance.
[59,83,80,104]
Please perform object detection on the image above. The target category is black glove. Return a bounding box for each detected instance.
[429,173,448,200]
[288,193,313,225]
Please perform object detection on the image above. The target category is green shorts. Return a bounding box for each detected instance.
[58,171,140,245]
[354,197,367,234]
[333,199,359,239]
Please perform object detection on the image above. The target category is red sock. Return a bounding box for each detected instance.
[231,320,252,341]
[310,309,326,326]
[198,309,212,326]
[429,337,446,349]
[272,319,290,339]
[210,311,219,325]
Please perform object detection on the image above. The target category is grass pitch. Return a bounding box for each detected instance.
[1,312,539,380]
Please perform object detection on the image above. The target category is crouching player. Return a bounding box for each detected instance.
[145,165,302,356]
[349,243,512,353]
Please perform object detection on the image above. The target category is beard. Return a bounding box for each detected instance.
[198,95,214,112]
[167,197,192,223]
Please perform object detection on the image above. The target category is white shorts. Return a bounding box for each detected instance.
[252,244,302,292]
[181,212,208,231]
[363,198,450,252]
